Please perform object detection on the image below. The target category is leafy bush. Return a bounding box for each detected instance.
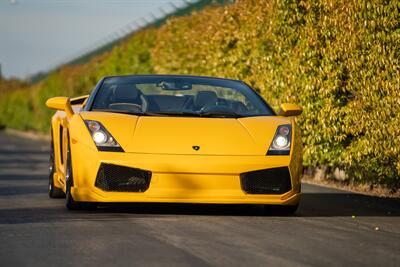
[152,0,400,190]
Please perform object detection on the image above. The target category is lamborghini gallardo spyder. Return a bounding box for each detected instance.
[46,75,303,212]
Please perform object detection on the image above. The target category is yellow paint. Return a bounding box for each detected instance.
[49,96,303,206]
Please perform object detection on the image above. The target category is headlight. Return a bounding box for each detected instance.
[267,124,291,155]
[92,131,107,145]
[84,120,124,152]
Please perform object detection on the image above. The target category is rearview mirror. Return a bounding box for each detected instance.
[46,97,74,118]
[278,103,302,117]
[157,81,192,90]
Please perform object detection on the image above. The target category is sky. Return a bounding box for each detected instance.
[0,0,189,79]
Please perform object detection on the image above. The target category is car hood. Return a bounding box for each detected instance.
[80,112,291,156]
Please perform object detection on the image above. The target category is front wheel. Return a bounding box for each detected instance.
[48,139,65,198]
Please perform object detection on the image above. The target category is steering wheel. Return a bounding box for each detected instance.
[199,105,218,113]
[109,103,142,113]
[199,104,237,115]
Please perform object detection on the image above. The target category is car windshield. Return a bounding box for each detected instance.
[90,76,274,118]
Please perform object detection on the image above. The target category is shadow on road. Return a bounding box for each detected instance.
[0,149,49,155]
[0,190,399,225]
[299,192,399,217]
[95,191,400,217]
[0,184,45,196]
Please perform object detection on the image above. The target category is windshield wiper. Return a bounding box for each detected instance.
[147,111,201,117]
[92,109,241,118]
[92,109,151,116]
[93,109,199,117]
[199,110,242,118]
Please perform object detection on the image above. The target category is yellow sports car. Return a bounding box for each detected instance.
[46,75,303,213]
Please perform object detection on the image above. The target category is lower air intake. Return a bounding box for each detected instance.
[95,163,151,192]
[240,167,292,194]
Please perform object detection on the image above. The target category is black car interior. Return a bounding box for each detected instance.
[94,83,249,114]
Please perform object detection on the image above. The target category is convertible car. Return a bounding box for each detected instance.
[46,75,303,213]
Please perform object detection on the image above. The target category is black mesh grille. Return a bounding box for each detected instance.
[240,167,292,194]
[95,163,151,192]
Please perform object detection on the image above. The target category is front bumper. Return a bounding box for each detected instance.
[70,142,302,205]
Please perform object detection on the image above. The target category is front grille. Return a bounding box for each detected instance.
[240,167,292,194]
[95,163,151,192]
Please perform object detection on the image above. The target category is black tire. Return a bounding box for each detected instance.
[48,137,65,198]
[264,203,299,216]
[65,137,95,211]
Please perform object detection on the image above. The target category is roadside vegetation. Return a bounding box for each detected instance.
[0,0,398,191]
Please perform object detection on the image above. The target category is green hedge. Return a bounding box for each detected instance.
[0,0,398,190]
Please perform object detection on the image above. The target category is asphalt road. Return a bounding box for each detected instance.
[0,130,399,267]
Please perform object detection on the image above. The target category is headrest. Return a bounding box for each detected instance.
[113,84,140,101]
[194,91,218,109]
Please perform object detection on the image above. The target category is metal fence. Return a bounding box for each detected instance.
[29,0,231,83]
[59,0,230,68]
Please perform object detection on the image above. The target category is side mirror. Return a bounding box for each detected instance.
[70,94,89,106]
[278,103,302,117]
[46,97,74,118]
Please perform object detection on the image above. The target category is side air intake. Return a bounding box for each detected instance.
[240,167,292,194]
[95,163,151,192]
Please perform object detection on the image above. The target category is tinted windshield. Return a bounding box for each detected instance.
[90,76,274,118]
